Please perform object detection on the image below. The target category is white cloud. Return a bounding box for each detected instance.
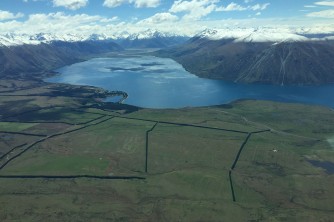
[250,3,270,11]
[103,0,160,8]
[103,0,129,7]
[0,10,24,21]
[307,9,334,18]
[304,1,334,18]
[256,12,261,16]
[0,12,114,34]
[53,0,88,10]
[133,0,160,8]
[314,1,334,7]
[216,3,247,11]
[1,9,334,38]
[216,2,270,12]
[137,13,178,24]
[169,0,218,20]
[101,16,119,22]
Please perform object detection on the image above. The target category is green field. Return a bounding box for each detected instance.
[0,81,334,221]
[0,122,37,132]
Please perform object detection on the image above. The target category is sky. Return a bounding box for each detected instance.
[0,0,333,36]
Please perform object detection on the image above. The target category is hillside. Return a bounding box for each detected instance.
[0,41,123,80]
[157,29,334,85]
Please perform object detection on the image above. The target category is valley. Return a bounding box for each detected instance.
[0,28,334,221]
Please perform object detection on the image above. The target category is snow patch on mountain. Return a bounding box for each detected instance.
[0,33,40,47]
[1,28,333,47]
[197,28,310,43]
[0,33,92,47]
[0,29,188,47]
[127,29,186,40]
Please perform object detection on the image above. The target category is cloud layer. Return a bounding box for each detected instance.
[0,10,24,21]
[170,0,217,20]
[307,0,334,18]
[0,0,333,36]
[307,9,334,18]
[315,1,334,7]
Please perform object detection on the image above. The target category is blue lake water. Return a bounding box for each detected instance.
[307,160,334,175]
[47,56,334,109]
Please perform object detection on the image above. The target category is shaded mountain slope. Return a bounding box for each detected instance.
[0,41,122,80]
[157,38,334,85]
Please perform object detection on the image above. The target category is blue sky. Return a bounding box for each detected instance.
[0,0,333,35]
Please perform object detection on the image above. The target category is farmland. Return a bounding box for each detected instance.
[0,80,334,221]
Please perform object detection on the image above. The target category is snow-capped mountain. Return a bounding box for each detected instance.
[157,28,334,85]
[2,27,334,48]
[127,29,187,40]
[0,33,40,47]
[1,27,334,86]
[0,33,117,47]
[0,29,189,48]
[0,29,188,78]
[0,36,122,79]
[196,28,309,43]
[31,33,88,42]
[120,29,189,48]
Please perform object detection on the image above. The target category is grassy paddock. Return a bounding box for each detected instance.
[0,91,334,221]
[0,122,37,132]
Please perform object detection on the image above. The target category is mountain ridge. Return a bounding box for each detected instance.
[156,32,334,85]
[0,41,123,79]
[1,28,334,85]
[0,29,189,79]
[0,29,189,48]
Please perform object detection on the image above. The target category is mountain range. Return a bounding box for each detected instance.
[1,28,334,85]
[0,29,188,48]
[157,28,334,85]
[0,29,187,79]
[0,41,122,79]
[115,29,188,48]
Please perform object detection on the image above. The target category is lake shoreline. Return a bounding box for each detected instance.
[45,55,334,109]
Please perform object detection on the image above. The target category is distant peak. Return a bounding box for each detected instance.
[127,29,187,40]
[196,28,309,43]
[0,30,190,47]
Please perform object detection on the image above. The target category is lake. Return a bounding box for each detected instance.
[47,55,334,109]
